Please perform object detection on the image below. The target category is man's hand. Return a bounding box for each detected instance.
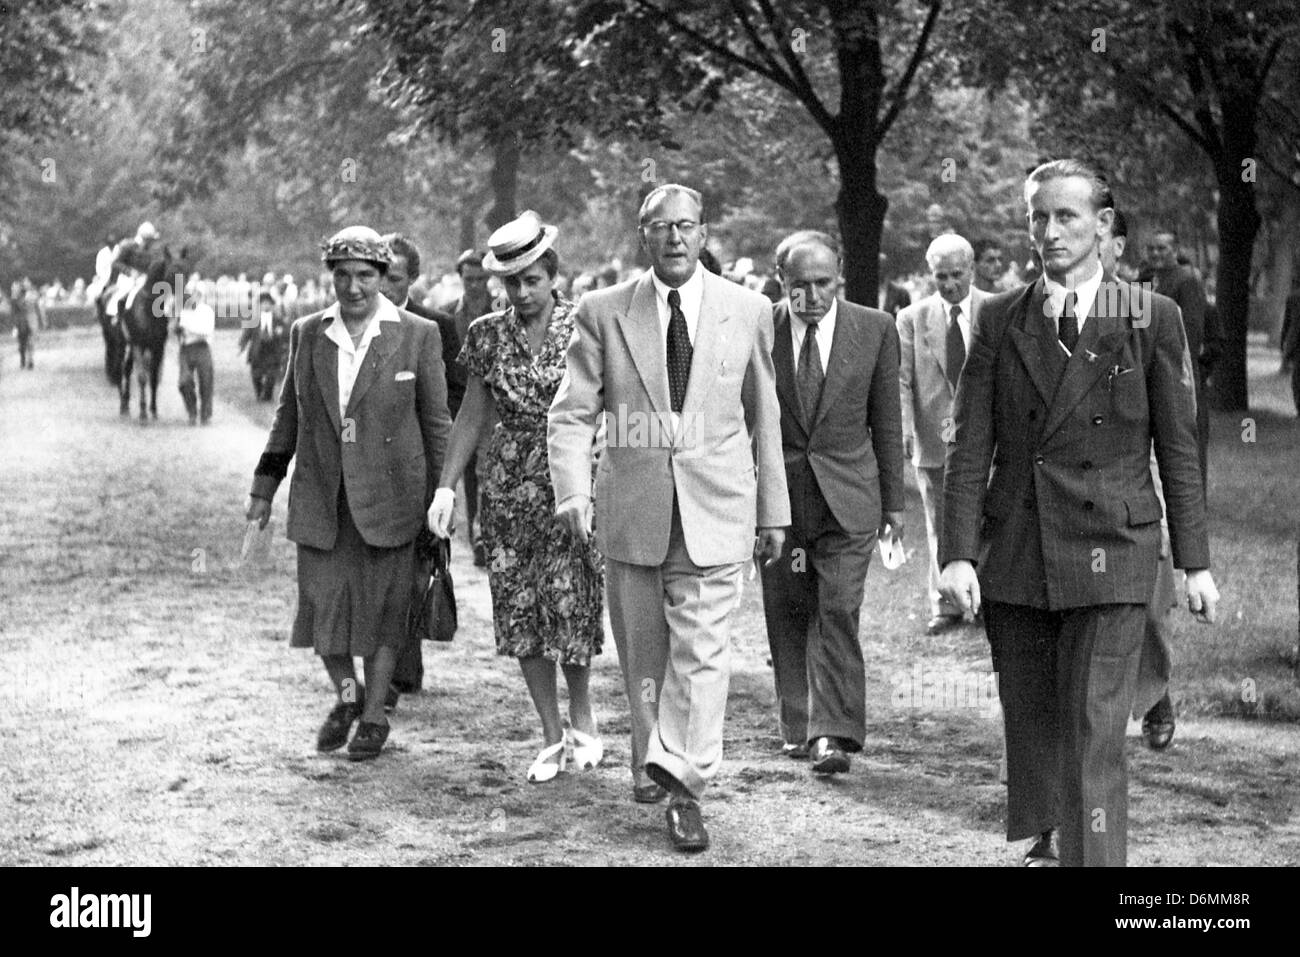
[556,494,593,543]
[879,510,905,544]
[245,495,271,530]
[427,487,456,539]
[903,435,914,461]
[754,527,785,567]
[938,559,981,618]
[1185,569,1219,624]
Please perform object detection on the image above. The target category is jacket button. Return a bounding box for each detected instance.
[1092,415,1103,425]
[1027,409,1038,421]
[1035,455,1044,466]
[1023,497,1034,509]
[1083,500,1095,511]
[1081,460,1092,470]
[385,436,392,443]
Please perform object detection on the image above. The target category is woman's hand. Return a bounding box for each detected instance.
[427,487,456,538]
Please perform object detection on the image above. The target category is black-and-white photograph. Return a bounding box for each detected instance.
[2,0,1297,890]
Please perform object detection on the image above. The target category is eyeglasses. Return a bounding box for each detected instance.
[643,220,700,237]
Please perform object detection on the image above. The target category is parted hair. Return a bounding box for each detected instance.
[1024,158,1115,212]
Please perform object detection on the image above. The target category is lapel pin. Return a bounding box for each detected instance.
[1084,349,1098,362]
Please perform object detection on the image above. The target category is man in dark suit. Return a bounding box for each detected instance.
[1144,230,1210,491]
[239,290,290,401]
[380,233,465,707]
[450,249,493,566]
[761,230,905,773]
[939,159,1219,867]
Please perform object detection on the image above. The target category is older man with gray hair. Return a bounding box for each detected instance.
[897,233,989,634]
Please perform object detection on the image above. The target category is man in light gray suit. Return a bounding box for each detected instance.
[897,234,989,634]
[548,184,789,852]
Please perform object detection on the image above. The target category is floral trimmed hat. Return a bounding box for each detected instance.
[320,226,395,267]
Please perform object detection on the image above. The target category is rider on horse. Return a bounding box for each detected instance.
[105,221,161,320]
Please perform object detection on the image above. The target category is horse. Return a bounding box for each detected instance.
[118,246,194,422]
[96,293,126,385]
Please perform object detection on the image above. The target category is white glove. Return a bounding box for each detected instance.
[427,487,456,539]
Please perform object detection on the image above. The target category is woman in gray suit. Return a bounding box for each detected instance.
[245,227,451,761]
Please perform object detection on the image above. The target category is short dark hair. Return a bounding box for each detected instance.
[383,233,420,279]
[972,238,1003,260]
[1112,210,1128,239]
[1024,158,1115,212]
[456,249,484,274]
[536,247,559,279]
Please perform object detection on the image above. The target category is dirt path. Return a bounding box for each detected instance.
[1,328,1296,866]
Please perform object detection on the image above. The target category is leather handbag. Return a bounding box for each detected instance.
[410,533,457,642]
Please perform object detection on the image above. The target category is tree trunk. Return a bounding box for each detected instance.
[835,150,886,306]
[1208,108,1261,412]
[459,209,476,253]
[485,134,520,232]
[1259,188,1300,345]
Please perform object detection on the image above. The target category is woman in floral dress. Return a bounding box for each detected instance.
[427,212,604,783]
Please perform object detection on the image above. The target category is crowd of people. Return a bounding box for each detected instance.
[225,157,1230,866]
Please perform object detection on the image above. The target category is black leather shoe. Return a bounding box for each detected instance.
[633,783,669,804]
[1142,693,1175,750]
[316,693,365,752]
[666,798,709,852]
[1023,829,1059,866]
[810,736,850,774]
[781,742,810,759]
[347,720,390,761]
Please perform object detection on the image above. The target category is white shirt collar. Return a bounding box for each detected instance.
[650,263,704,344]
[651,263,703,311]
[1043,262,1103,324]
[790,298,837,371]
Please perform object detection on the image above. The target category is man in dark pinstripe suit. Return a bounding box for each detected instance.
[939,160,1219,867]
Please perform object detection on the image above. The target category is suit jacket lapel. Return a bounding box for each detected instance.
[1008,279,1060,408]
[345,319,400,418]
[312,319,343,435]
[1041,277,1128,441]
[923,296,951,391]
[811,301,859,431]
[771,304,805,438]
[680,275,730,433]
[616,274,669,417]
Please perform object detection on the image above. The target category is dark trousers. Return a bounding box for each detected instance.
[760,476,875,750]
[985,600,1145,867]
[251,357,281,401]
[17,324,34,368]
[178,342,213,422]
[1133,544,1176,718]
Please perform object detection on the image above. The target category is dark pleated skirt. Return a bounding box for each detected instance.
[291,484,415,657]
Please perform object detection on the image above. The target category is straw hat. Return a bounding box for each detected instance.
[481,211,558,276]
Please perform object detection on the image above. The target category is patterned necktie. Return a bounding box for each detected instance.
[1058,291,1079,354]
[797,320,824,428]
[666,288,692,412]
[945,303,965,390]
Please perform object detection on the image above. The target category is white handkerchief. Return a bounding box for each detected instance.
[395,370,415,381]
[877,535,906,570]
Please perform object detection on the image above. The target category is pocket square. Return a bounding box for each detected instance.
[395,370,415,381]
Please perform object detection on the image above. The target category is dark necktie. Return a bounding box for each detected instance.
[797,320,824,427]
[1058,291,1079,354]
[945,303,965,390]
[666,289,692,412]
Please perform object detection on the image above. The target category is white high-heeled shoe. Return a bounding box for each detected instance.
[569,727,603,770]
[526,738,567,783]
